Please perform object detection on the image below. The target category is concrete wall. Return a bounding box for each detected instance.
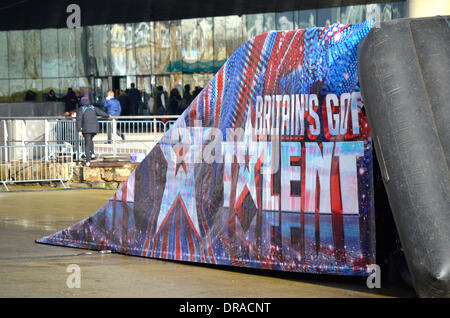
[0,102,66,117]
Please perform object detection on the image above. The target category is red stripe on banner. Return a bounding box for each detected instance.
[175,208,181,260]
[300,145,306,260]
[122,182,127,202]
[161,219,170,259]
[331,150,346,264]
[189,99,197,124]
[204,87,210,125]
[214,68,224,128]
[254,150,263,250]
[314,143,324,255]
[315,173,320,256]
[185,215,196,262]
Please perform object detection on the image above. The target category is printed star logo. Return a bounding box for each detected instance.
[235,110,259,209]
[155,126,202,239]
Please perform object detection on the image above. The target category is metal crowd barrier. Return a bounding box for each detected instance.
[0,143,74,191]
[0,115,180,162]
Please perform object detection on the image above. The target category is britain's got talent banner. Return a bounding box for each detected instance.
[38,21,375,275]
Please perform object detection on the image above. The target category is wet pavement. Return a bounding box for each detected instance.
[0,189,415,298]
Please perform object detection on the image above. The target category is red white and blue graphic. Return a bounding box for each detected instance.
[37,21,375,275]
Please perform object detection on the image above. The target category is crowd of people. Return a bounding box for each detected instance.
[34,83,203,117]
[152,84,203,116]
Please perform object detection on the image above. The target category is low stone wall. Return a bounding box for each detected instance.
[71,161,139,189]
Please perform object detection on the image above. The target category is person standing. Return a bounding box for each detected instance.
[193,86,202,99]
[150,86,160,115]
[25,90,37,101]
[179,84,192,114]
[127,83,141,116]
[63,88,78,112]
[46,89,58,101]
[76,97,110,166]
[104,91,125,141]
[104,91,121,116]
[183,84,192,104]
[168,88,181,115]
[156,86,167,116]
[118,90,129,116]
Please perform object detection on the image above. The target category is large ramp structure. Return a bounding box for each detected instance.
[358,16,450,297]
[38,22,376,276]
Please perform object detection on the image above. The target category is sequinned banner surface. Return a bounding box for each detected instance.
[38,22,375,276]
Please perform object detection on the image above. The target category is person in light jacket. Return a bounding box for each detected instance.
[104,91,122,116]
[104,91,125,141]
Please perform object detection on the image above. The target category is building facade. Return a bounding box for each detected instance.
[0,2,405,112]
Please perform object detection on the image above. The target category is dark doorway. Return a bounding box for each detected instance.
[112,76,126,96]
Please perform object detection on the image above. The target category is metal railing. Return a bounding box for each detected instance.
[0,143,74,191]
[0,115,180,162]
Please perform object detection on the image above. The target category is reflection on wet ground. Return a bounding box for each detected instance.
[0,189,415,297]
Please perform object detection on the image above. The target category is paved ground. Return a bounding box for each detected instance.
[0,189,415,298]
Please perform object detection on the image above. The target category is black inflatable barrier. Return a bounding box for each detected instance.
[358,16,450,297]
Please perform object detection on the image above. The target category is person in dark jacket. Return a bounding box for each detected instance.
[193,86,202,99]
[156,86,167,116]
[179,84,192,114]
[168,88,181,115]
[25,90,37,101]
[118,91,129,116]
[46,89,58,101]
[77,96,110,166]
[63,88,78,112]
[183,84,192,103]
[127,83,141,116]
